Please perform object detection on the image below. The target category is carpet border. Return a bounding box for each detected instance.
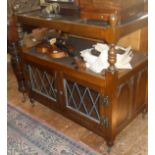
[8,102,103,155]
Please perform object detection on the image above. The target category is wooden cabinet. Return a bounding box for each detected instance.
[20,36,147,148]
[12,0,148,149]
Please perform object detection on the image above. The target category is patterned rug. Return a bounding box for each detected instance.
[7,104,101,155]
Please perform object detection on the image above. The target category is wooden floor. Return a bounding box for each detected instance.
[7,63,148,155]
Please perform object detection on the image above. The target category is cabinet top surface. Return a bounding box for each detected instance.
[22,36,147,81]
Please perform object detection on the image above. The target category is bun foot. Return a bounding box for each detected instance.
[107,146,112,153]
[22,93,27,103]
[30,98,35,107]
[106,141,114,153]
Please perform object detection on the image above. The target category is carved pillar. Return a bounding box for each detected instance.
[104,14,119,150]
[108,44,116,73]
[104,70,118,150]
[107,14,118,73]
[16,22,24,46]
[7,0,26,95]
[10,42,26,93]
[9,22,26,95]
[15,22,26,93]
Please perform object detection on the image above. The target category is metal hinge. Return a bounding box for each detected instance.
[101,116,109,128]
[101,95,109,107]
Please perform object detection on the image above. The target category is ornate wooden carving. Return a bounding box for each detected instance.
[16,23,24,46]
[107,14,119,72]
[10,42,26,93]
[108,44,116,72]
[109,13,118,27]
[8,22,26,94]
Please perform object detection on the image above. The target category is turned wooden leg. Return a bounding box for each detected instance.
[142,106,147,119]
[10,42,26,94]
[106,141,114,153]
[22,93,27,103]
[26,80,35,106]
[108,44,117,73]
[29,90,35,107]
[107,147,112,153]
[30,97,35,107]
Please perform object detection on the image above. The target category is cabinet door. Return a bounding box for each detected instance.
[60,73,107,137]
[25,62,60,109]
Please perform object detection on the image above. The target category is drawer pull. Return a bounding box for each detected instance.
[59,90,63,95]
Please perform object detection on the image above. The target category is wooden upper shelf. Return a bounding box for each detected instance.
[16,9,147,43]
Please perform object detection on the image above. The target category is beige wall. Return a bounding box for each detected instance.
[118,27,148,53]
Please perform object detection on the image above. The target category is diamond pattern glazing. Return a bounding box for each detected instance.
[64,80,100,122]
[28,65,57,101]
